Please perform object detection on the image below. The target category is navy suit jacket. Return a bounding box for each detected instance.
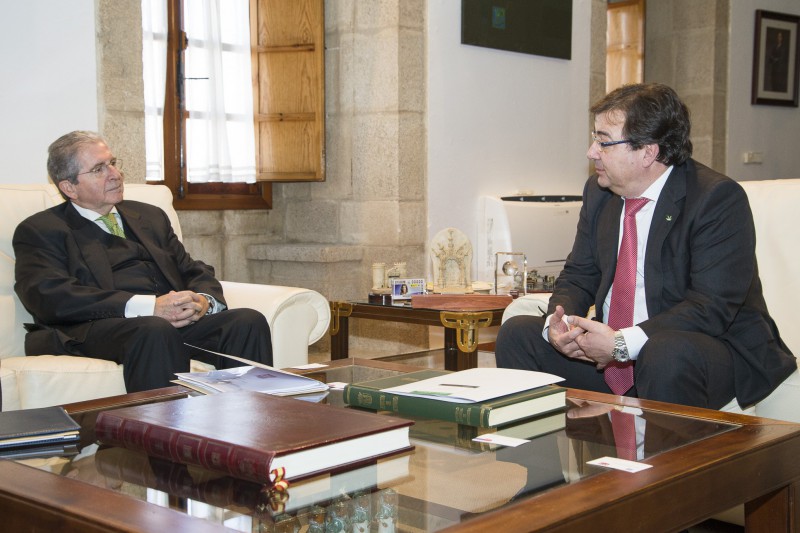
[13,199,225,343]
[549,159,795,406]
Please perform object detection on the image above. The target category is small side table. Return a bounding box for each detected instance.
[328,301,507,371]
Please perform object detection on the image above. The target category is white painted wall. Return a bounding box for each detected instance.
[426,0,593,282]
[0,1,97,185]
[728,0,800,181]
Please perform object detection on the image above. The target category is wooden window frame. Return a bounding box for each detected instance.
[155,0,325,210]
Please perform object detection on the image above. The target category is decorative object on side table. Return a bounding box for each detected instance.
[371,262,409,295]
[430,227,473,293]
[494,251,527,295]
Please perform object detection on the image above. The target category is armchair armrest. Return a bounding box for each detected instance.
[220,281,330,369]
[501,293,552,324]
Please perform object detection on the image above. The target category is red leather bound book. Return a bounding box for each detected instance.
[95,391,413,483]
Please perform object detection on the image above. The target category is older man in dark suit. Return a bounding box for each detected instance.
[497,84,795,410]
[13,131,272,392]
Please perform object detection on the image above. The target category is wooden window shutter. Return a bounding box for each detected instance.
[251,0,325,182]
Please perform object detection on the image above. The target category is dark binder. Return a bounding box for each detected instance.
[0,406,81,459]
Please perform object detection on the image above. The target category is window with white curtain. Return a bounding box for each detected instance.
[142,0,256,184]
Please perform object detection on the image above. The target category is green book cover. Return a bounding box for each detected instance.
[343,369,566,428]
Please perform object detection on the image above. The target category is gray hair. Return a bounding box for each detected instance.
[47,130,109,194]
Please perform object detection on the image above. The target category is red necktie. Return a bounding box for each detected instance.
[606,197,648,461]
[605,197,649,395]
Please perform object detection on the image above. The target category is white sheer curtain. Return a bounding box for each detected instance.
[142,0,167,182]
[142,0,256,184]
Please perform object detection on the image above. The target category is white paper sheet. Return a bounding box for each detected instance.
[381,367,564,403]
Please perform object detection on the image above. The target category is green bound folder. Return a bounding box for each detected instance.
[344,369,566,428]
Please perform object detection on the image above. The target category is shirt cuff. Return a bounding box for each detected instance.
[125,295,156,317]
[620,326,648,360]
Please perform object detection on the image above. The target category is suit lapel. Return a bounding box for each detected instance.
[116,202,184,290]
[597,195,623,305]
[644,164,687,315]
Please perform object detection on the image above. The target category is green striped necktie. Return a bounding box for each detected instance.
[97,213,126,238]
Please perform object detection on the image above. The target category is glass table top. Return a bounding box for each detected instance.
[15,359,738,532]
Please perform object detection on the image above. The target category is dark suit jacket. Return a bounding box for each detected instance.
[549,159,795,407]
[13,199,225,348]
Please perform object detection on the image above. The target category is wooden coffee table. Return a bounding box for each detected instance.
[1,358,799,532]
[329,300,508,370]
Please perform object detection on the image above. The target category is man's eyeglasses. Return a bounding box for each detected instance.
[591,132,631,152]
[77,158,123,178]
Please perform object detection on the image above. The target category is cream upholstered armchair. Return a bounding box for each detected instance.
[0,183,330,411]
[501,178,800,423]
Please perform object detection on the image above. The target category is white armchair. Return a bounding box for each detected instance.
[0,183,330,411]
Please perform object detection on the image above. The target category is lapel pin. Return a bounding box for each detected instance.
[665,215,673,221]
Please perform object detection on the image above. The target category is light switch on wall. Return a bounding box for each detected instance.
[743,151,764,164]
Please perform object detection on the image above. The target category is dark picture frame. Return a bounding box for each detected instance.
[751,10,800,107]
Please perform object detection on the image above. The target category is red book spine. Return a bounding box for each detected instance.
[95,413,277,483]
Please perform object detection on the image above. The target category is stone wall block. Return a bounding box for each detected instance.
[353,114,400,199]
[340,201,400,245]
[335,32,357,115]
[325,0,355,33]
[673,0,717,31]
[181,235,224,277]
[179,210,225,236]
[399,0,425,29]
[316,113,354,200]
[398,113,425,197]
[399,202,426,246]
[683,94,715,139]
[355,0,400,30]
[285,200,340,243]
[398,28,425,113]
[353,31,400,112]
[222,235,275,283]
[674,30,715,93]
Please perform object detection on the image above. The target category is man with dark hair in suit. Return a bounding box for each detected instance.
[13,131,272,392]
[496,84,795,410]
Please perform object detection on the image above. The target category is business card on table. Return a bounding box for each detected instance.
[587,456,652,473]
[473,434,528,448]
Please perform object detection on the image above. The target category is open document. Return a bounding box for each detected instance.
[381,367,564,403]
[176,344,328,397]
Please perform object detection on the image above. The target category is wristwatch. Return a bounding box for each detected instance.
[611,331,630,363]
[202,294,216,315]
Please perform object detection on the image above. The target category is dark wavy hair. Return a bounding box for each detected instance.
[590,83,693,166]
[47,130,110,200]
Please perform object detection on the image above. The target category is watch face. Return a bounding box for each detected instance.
[612,333,629,362]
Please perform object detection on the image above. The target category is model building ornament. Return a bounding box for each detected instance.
[430,228,472,293]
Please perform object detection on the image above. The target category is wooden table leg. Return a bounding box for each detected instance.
[744,481,798,532]
[440,311,492,371]
[444,328,478,371]
[329,302,352,360]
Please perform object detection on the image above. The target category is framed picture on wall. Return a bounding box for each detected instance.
[751,10,799,107]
